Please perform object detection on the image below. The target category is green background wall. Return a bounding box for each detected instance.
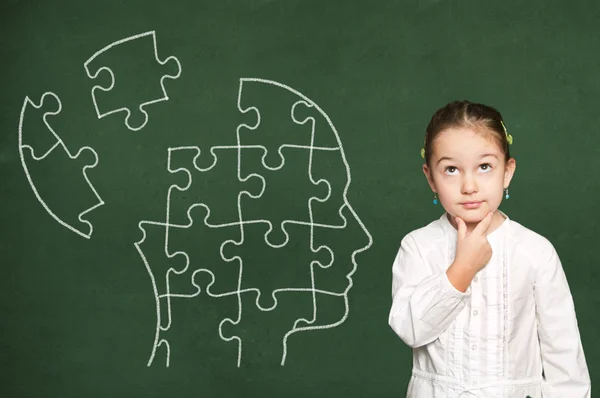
[1,0,598,396]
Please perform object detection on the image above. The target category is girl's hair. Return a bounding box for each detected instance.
[423,100,512,171]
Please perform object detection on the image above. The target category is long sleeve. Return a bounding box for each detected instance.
[535,242,591,397]
[388,233,471,348]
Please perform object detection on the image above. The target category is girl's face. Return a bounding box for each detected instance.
[422,126,516,232]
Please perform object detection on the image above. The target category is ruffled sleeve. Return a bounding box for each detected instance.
[535,241,591,397]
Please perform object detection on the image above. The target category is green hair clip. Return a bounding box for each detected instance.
[501,120,513,145]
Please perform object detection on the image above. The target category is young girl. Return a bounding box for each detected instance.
[388,100,591,397]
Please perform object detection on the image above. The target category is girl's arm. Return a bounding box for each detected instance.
[535,242,591,397]
[388,233,470,348]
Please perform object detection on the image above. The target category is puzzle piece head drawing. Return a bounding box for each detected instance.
[136,77,374,368]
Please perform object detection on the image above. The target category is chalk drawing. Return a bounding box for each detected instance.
[84,30,182,131]
[134,78,373,367]
[18,91,104,239]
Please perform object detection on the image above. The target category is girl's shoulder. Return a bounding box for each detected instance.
[506,218,555,254]
[507,218,560,269]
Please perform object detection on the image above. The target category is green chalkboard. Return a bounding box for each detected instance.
[1,0,598,396]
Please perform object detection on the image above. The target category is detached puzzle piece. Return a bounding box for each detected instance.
[18,91,104,239]
[167,145,264,227]
[221,221,332,310]
[84,30,182,131]
[219,289,314,367]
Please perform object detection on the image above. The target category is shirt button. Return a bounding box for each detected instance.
[471,344,477,350]
[472,310,478,316]
[473,276,478,282]
[472,380,478,385]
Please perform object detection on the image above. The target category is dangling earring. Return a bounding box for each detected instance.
[433,192,438,205]
[505,187,510,199]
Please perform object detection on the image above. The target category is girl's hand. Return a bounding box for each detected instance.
[454,211,494,273]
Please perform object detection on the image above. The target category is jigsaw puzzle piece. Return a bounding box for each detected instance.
[308,147,348,227]
[219,211,366,367]
[167,145,264,227]
[134,220,189,333]
[238,146,329,245]
[221,221,332,310]
[288,97,341,149]
[18,93,63,158]
[219,289,314,366]
[237,78,322,169]
[311,204,372,296]
[155,289,241,368]
[285,289,349,353]
[166,205,243,299]
[135,207,244,368]
[282,205,373,345]
[84,30,181,131]
[290,100,349,227]
[18,92,104,239]
[135,219,240,368]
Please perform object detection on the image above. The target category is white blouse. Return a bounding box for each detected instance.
[388,210,591,397]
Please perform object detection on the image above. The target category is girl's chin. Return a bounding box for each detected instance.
[452,208,493,218]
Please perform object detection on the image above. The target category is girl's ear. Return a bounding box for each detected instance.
[422,164,436,189]
[503,158,517,185]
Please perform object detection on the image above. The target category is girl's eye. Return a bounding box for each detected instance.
[445,164,492,173]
